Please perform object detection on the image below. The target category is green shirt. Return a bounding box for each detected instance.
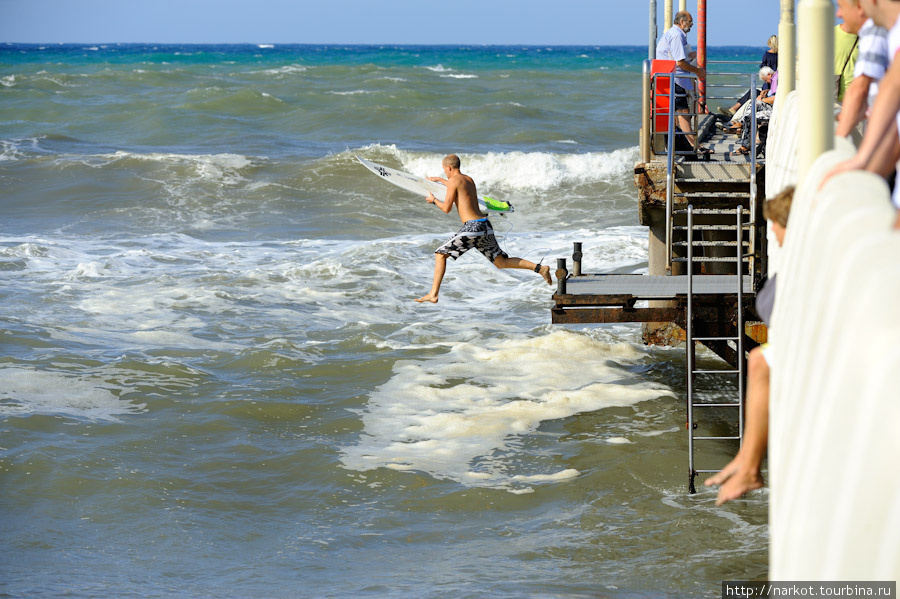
[835,25,859,102]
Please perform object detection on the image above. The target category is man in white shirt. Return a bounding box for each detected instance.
[655,11,707,152]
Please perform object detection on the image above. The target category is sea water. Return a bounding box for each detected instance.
[0,44,768,598]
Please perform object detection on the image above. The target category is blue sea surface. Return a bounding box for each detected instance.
[1,44,768,598]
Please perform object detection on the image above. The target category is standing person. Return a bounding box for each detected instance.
[820,0,900,226]
[835,0,867,102]
[836,14,889,137]
[415,155,551,304]
[656,11,708,154]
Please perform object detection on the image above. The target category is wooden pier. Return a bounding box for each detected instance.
[552,113,768,368]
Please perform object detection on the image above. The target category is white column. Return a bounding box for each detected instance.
[777,0,796,109]
[797,0,834,180]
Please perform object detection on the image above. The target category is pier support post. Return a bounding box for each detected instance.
[572,242,583,277]
[664,0,674,31]
[649,0,657,61]
[777,0,796,110]
[797,0,834,180]
[555,258,568,295]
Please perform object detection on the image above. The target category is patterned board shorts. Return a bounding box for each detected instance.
[435,218,509,263]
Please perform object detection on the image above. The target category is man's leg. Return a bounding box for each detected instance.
[493,255,551,285]
[416,252,448,303]
[677,110,697,148]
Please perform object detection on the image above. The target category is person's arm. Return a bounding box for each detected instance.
[426,180,457,214]
[836,74,875,137]
[867,124,900,177]
[821,55,900,189]
[676,59,705,79]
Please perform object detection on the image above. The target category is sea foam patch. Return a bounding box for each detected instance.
[0,367,146,421]
[341,329,673,491]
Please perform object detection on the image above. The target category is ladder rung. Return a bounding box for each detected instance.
[692,402,741,407]
[673,241,749,246]
[695,469,725,473]
[693,369,741,374]
[673,209,750,215]
[693,336,740,341]
[672,256,749,262]
[673,224,753,230]
[693,435,742,440]
[674,192,750,199]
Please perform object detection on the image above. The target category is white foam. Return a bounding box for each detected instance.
[341,329,673,491]
[354,145,640,193]
[0,367,146,421]
[440,73,478,79]
[57,151,254,185]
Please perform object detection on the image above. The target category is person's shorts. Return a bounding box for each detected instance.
[435,218,508,263]
[673,83,690,111]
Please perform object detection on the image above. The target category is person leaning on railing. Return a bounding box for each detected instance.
[821,0,900,231]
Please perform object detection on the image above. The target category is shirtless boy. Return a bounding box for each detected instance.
[415,154,552,303]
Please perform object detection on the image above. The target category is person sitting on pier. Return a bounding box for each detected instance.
[704,186,794,505]
[732,67,777,156]
[718,35,779,118]
[656,10,709,156]
[415,154,552,304]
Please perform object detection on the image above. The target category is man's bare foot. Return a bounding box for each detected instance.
[539,264,552,285]
[415,294,438,303]
[704,458,764,506]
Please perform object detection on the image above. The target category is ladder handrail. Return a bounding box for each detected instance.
[666,71,676,272]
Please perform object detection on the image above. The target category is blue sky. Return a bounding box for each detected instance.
[1,0,811,46]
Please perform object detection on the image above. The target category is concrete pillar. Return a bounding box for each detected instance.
[665,0,674,31]
[649,0,658,60]
[777,0,797,110]
[797,0,834,181]
[679,0,687,13]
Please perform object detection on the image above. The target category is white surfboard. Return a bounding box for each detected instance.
[356,156,514,214]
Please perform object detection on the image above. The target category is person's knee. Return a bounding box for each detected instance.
[748,347,770,378]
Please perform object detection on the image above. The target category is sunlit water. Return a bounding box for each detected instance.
[0,44,767,598]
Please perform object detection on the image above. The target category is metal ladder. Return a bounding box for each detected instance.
[676,205,749,493]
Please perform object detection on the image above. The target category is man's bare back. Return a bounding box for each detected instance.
[426,163,485,222]
[416,154,551,304]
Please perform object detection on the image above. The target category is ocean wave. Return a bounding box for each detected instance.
[55,151,256,184]
[350,143,639,192]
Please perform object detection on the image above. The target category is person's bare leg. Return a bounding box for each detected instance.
[493,255,551,285]
[704,347,768,505]
[416,253,447,303]
[677,111,697,148]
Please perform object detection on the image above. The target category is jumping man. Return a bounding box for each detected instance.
[415,154,552,304]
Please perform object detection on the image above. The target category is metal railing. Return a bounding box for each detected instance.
[650,71,701,157]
